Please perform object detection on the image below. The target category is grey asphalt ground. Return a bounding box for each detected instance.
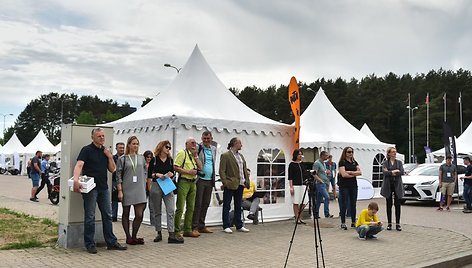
[0,174,471,267]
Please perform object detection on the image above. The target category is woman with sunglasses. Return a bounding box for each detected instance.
[116,136,147,245]
[380,147,404,231]
[148,140,184,244]
[338,147,362,230]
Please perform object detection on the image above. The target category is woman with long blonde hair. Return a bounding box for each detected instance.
[116,136,147,245]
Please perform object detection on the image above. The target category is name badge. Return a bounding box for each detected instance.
[133,176,138,183]
[447,172,451,178]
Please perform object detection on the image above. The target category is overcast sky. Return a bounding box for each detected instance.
[0,0,471,138]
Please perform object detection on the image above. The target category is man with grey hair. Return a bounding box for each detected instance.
[73,127,127,254]
[174,137,202,238]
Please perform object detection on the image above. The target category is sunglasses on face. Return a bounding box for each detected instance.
[346,151,353,153]
[165,146,171,150]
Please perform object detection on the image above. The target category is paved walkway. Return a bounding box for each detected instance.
[1,175,472,267]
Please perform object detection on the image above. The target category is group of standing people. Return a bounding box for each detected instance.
[288,146,406,234]
[73,128,256,254]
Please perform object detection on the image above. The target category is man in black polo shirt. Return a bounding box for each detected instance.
[73,127,127,254]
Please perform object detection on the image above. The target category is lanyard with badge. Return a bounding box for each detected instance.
[128,154,138,183]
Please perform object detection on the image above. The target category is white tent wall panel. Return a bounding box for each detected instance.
[113,122,295,225]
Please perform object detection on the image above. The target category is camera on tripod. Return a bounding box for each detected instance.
[303,169,316,184]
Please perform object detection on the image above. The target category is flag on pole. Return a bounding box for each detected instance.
[459,92,462,104]
[288,77,300,149]
[443,121,457,167]
[425,93,429,104]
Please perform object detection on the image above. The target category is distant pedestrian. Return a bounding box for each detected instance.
[116,136,147,245]
[461,156,472,213]
[356,202,383,240]
[381,147,404,231]
[437,155,457,212]
[338,147,362,230]
[35,154,51,200]
[29,151,42,202]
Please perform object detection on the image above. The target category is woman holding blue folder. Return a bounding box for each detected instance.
[116,136,147,245]
[148,140,184,244]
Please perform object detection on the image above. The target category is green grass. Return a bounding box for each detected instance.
[0,207,58,250]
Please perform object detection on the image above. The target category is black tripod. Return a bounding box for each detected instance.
[284,180,325,268]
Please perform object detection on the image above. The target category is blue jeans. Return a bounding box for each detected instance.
[222,185,244,229]
[356,224,383,238]
[31,172,40,187]
[339,186,357,224]
[464,183,472,210]
[82,188,117,248]
[314,183,330,217]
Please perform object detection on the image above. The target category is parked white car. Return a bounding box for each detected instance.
[401,163,466,203]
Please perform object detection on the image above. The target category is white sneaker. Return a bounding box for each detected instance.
[237,227,250,233]
[223,228,233,234]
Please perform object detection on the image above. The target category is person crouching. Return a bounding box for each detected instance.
[355,202,383,240]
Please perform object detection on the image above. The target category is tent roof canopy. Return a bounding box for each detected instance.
[299,88,391,150]
[108,45,292,136]
[0,133,25,154]
[360,123,383,144]
[24,130,58,154]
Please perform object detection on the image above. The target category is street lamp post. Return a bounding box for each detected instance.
[1,113,14,145]
[411,106,418,163]
[164,63,181,73]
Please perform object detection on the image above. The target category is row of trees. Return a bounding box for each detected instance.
[232,68,472,162]
[3,68,471,163]
[2,93,135,145]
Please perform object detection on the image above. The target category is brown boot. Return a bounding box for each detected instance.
[183,229,200,237]
[168,232,184,244]
[198,227,213,233]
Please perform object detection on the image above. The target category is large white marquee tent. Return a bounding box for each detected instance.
[107,45,295,224]
[299,88,392,193]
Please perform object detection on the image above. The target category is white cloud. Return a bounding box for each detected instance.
[0,0,471,134]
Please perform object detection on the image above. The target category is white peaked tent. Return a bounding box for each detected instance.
[360,123,383,144]
[360,123,404,162]
[24,130,58,154]
[299,88,392,190]
[0,133,25,154]
[107,45,295,224]
[433,122,472,156]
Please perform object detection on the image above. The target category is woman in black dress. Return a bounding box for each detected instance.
[338,146,362,230]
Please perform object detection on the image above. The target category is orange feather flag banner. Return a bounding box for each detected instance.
[288,77,300,149]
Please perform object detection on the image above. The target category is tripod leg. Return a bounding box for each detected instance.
[284,184,310,268]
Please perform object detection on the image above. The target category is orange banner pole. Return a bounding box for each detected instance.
[288,77,300,149]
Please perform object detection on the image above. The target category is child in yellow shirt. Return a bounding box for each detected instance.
[355,202,384,240]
